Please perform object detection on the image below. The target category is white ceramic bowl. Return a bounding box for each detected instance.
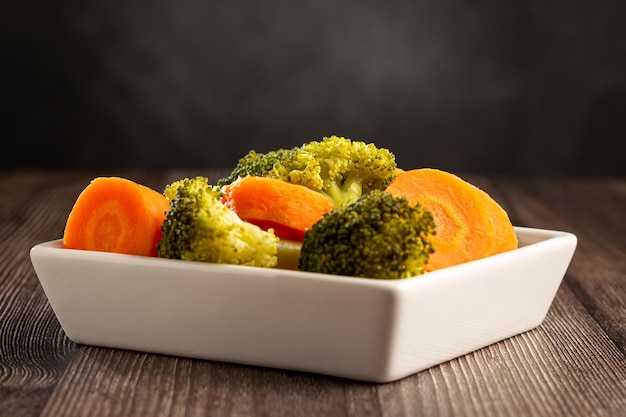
[30,227,576,383]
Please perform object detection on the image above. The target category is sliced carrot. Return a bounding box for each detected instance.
[479,188,518,255]
[221,176,334,241]
[385,168,503,271]
[63,177,170,257]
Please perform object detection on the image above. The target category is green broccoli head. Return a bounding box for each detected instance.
[298,136,397,206]
[158,177,278,267]
[216,149,293,188]
[217,136,397,207]
[299,190,436,279]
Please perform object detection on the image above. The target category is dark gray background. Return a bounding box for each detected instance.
[3,1,625,175]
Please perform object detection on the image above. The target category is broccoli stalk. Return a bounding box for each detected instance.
[157,177,278,267]
[322,178,363,209]
[298,190,436,279]
[217,136,398,207]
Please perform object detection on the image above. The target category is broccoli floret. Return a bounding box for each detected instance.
[296,136,398,206]
[157,177,279,267]
[299,190,436,279]
[217,136,397,207]
[216,149,292,188]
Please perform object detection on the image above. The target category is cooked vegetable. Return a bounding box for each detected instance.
[157,176,278,267]
[276,238,302,270]
[221,176,334,241]
[299,190,436,279]
[478,187,518,256]
[63,177,170,257]
[216,148,293,188]
[217,136,397,207]
[385,168,517,271]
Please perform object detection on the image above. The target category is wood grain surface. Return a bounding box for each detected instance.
[1,170,625,417]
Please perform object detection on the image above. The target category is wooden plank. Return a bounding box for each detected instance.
[2,172,625,417]
[422,284,626,417]
[0,172,87,417]
[37,282,626,416]
[0,171,172,417]
[477,178,626,355]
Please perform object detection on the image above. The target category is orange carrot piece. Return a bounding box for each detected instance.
[221,176,334,241]
[385,168,500,271]
[63,177,170,257]
[479,188,518,255]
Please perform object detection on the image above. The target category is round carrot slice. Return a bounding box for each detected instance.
[385,168,497,271]
[63,177,170,257]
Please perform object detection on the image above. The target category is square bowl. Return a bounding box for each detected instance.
[30,227,576,383]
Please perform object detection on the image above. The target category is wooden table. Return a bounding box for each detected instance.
[2,170,625,417]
